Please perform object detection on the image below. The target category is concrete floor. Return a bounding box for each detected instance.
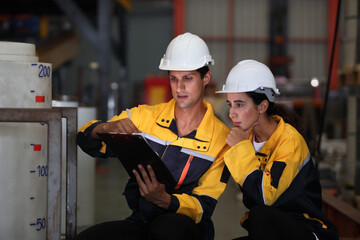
[79,157,248,240]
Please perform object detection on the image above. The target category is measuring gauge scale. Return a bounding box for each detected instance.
[0,122,48,239]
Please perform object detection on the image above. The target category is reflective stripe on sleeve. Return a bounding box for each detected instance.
[181,148,215,162]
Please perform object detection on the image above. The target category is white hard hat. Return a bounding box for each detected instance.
[159,32,215,71]
[216,59,280,102]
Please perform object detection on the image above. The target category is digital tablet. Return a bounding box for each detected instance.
[97,132,176,187]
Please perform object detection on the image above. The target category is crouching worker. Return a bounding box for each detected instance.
[76,32,230,240]
[216,59,338,240]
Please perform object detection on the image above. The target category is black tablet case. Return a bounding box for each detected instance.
[97,132,176,187]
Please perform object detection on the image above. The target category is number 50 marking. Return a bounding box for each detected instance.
[36,218,46,231]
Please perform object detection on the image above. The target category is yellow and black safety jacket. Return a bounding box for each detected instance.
[224,115,338,240]
[77,99,230,240]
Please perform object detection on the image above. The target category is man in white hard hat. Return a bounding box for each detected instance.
[76,32,230,240]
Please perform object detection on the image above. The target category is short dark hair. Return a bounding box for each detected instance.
[167,66,209,79]
[196,66,210,79]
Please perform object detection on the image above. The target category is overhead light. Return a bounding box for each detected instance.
[310,77,319,87]
[89,61,99,70]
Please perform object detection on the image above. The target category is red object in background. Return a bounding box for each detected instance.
[144,75,171,105]
[36,96,45,102]
[33,144,41,151]
[173,0,185,37]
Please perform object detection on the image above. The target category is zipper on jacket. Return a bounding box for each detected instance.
[175,155,194,189]
[160,144,170,159]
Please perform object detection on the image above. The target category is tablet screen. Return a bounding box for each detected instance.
[97,132,176,187]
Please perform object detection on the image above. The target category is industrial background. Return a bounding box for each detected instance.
[0,0,359,239]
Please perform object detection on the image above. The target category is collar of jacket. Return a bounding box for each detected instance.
[254,115,284,158]
[156,98,215,143]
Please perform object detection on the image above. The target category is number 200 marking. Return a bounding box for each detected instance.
[38,64,51,78]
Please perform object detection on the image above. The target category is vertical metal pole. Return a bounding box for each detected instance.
[118,4,129,111]
[316,0,342,165]
[63,108,78,240]
[353,89,360,195]
[357,0,360,63]
[327,0,341,90]
[98,0,112,121]
[47,118,62,240]
[354,0,360,198]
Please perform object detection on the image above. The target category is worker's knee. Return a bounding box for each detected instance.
[148,213,202,240]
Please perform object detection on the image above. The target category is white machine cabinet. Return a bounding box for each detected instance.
[0,41,77,240]
[0,122,48,239]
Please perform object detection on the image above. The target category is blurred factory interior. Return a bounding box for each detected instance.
[1,0,360,239]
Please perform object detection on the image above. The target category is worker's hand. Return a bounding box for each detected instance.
[90,118,140,138]
[226,125,253,147]
[133,164,171,209]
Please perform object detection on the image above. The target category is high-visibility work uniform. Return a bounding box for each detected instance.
[224,115,338,240]
[77,99,230,240]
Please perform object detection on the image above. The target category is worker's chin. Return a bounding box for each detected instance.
[175,99,191,108]
[240,125,252,132]
[177,103,190,109]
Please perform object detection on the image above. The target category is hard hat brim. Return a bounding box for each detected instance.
[215,90,240,94]
[159,65,205,71]
[159,58,214,71]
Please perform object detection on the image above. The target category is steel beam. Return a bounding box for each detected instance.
[52,0,118,121]
[52,0,98,50]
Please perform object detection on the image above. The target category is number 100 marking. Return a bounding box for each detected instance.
[37,165,48,177]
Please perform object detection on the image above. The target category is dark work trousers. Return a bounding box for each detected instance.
[76,212,203,240]
[233,205,316,240]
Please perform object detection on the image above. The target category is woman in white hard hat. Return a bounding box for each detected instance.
[217,60,338,240]
[76,33,230,240]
